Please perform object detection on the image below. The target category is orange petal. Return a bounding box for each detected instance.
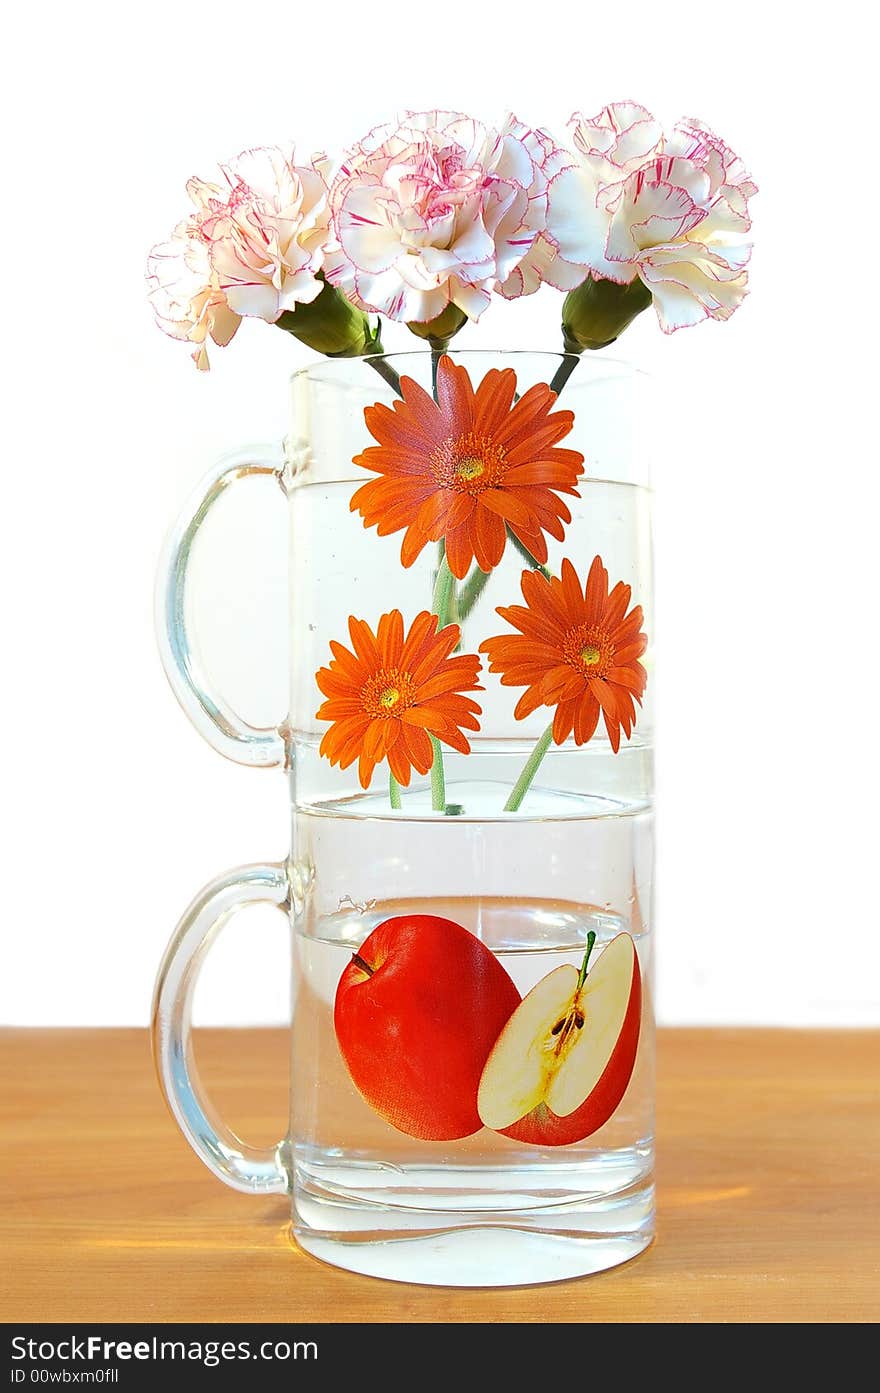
[604,580,633,628]
[503,461,577,486]
[573,697,601,745]
[603,709,622,753]
[401,707,447,733]
[400,523,428,569]
[584,555,610,624]
[503,417,575,463]
[473,506,506,571]
[417,489,456,536]
[327,640,364,681]
[560,557,587,618]
[357,718,386,787]
[436,355,474,426]
[473,367,517,435]
[509,525,549,564]
[399,611,438,669]
[552,703,574,744]
[378,609,404,665]
[514,686,545,719]
[416,669,482,702]
[479,488,533,528]
[315,698,364,718]
[400,721,434,774]
[398,373,445,435]
[607,664,648,695]
[444,524,474,579]
[445,492,477,530]
[387,738,412,786]
[437,724,471,755]
[491,383,553,446]
[348,616,381,668]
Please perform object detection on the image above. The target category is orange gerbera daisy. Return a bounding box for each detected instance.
[316,610,483,789]
[350,355,584,580]
[480,557,648,752]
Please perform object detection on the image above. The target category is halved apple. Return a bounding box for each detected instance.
[477,932,641,1146]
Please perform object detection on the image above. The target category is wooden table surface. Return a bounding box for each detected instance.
[1,1028,877,1323]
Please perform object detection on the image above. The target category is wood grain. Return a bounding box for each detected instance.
[1,1027,878,1323]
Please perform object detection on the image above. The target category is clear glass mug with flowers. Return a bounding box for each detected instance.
[149,104,754,1286]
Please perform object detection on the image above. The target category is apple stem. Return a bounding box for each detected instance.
[351,952,375,977]
[576,931,597,990]
[503,721,555,812]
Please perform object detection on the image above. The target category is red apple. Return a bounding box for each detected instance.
[334,915,521,1141]
[477,932,641,1146]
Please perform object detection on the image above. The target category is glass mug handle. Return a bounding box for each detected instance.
[155,446,287,768]
[151,862,290,1195]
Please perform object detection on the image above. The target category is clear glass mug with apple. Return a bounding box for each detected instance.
[152,350,655,1286]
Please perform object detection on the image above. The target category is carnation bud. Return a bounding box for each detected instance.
[407,304,468,350]
[561,275,652,353]
[276,278,379,358]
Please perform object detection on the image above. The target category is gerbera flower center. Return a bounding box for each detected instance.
[430,431,507,495]
[455,455,484,481]
[361,668,416,719]
[563,626,613,680]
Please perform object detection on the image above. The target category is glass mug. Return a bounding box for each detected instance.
[152,351,655,1287]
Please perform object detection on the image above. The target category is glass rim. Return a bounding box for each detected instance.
[290,347,648,387]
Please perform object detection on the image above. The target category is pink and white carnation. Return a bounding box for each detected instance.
[147,145,332,367]
[495,127,574,300]
[191,146,332,321]
[533,103,757,332]
[324,111,563,323]
[147,228,241,371]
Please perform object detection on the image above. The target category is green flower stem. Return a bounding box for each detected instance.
[430,343,444,396]
[365,352,403,397]
[457,565,491,622]
[429,735,446,813]
[548,353,582,398]
[507,529,552,580]
[428,546,456,813]
[429,350,460,628]
[389,772,402,810]
[432,545,455,627]
[504,722,555,812]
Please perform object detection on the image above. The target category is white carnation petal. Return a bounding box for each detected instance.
[612,115,664,166]
[223,282,282,321]
[641,249,749,328]
[356,267,448,323]
[209,303,242,346]
[326,110,561,321]
[340,221,402,274]
[338,185,401,273]
[279,269,324,308]
[419,246,460,276]
[546,167,631,283]
[396,254,446,292]
[450,280,492,319]
[494,130,535,189]
[497,266,526,300]
[542,253,590,291]
[648,278,711,332]
[450,218,497,271]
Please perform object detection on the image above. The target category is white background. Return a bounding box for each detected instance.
[3,1,877,1028]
